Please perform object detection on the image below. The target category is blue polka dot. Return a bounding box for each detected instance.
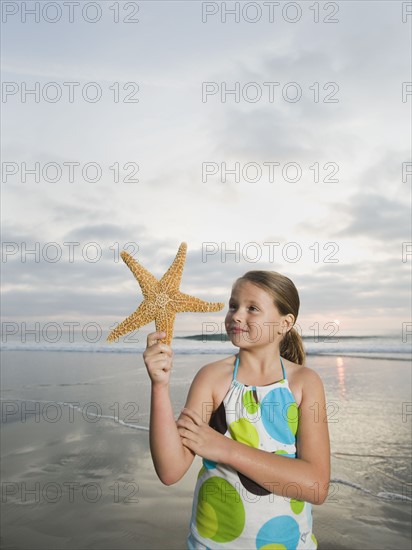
[261,388,297,444]
[203,458,217,469]
[256,515,300,550]
[275,450,296,459]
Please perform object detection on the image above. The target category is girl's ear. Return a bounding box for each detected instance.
[282,313,295,334]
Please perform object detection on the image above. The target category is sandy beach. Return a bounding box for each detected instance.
[1,350,411,549]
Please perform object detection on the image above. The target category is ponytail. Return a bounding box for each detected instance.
[280,327,306,365]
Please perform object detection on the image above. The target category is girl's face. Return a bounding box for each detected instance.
[225,280,291,348]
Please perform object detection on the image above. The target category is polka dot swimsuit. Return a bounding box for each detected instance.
[187,356,317,550]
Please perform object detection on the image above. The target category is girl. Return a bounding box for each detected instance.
[143,271,330,549]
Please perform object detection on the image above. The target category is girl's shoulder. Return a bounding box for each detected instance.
[191,355,236,410]
[204,354,236,368]
[284,359,325,407]
[196,355,236,378]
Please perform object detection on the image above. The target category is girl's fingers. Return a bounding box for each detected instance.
[177,419,199,443]
[176,417,194,430]
[146,331,166,348]
[144,337,173,358]
[181,407,203,426]
[180,438,192,450]
[177,427,198,445]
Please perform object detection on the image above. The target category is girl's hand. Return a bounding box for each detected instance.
[177,408,230,464]
[143,331,173,387]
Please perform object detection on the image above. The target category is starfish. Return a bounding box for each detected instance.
[107,242,225,345]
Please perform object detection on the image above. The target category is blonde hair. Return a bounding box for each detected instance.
[235,271,306,365]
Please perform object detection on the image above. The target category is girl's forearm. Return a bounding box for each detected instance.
[149,384,193,485]
[223,438,329,505]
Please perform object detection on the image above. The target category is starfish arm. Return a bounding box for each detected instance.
[108,243,224,347]
[107,301,155,342]
[121,251,159,299]
[159,242,187,294]
[172,292,225,314]
[154,310,177,346]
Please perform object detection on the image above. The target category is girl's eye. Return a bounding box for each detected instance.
[249,306,258,312]
[228,303,236,310]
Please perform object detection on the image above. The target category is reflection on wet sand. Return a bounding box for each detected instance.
[336,356,346,401]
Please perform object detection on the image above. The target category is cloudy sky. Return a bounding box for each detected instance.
[1,0,411,338]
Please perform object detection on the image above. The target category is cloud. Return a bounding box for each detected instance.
[1,1,410,334]
[63,223,147,243]
[333,192,410,241]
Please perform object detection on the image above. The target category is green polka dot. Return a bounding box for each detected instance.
[243,390,259,414]
[196,477,245,542]
[260,545,287,550]
[290,499,305,514]
[274,449,295,459]
[287,402,298,436]
[311,533,318,546]
[197,501,218,539]
[197,466,206,479]
[229,418,259,448]
[278,379,285,384]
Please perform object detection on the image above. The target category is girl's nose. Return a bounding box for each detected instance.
[234,310,243,323]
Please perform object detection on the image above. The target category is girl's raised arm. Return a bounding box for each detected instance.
[144,331,215,485]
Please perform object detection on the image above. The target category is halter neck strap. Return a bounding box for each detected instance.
[280,356,286,379]
[233,355,240,380]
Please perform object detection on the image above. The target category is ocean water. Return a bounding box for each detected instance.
[1,327,411,361]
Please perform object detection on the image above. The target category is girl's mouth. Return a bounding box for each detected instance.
[230,327,247,334]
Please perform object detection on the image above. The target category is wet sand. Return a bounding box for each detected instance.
[1,351,411,549]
